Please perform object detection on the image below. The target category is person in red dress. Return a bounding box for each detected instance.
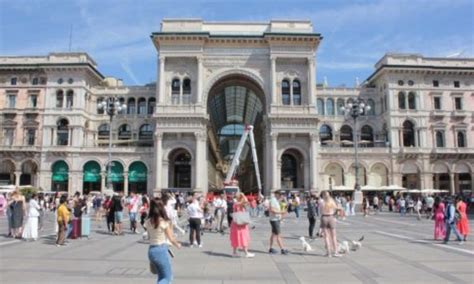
[229,192,254,258]
[433,196,446,240]
[456,196,469,241]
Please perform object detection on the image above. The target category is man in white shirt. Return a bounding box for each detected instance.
[268,191,289,255]
[213,193,227,233]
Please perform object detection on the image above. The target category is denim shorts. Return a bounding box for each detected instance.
[114,211,123,223]
[129,212,137,222]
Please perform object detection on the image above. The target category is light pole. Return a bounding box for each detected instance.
[97,97,126,192]
[340,99,371,206]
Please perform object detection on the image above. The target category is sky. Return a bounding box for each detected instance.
[1,0,473,87]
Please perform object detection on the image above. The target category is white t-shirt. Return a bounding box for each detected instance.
[213,198,226,210]
[187,201,203,218]
[269,196,281,221]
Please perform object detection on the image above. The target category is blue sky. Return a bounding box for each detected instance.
[1,0,473,86]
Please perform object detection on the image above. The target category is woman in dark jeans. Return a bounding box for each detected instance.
[307,195,318,239]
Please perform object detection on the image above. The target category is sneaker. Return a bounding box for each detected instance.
[281,249,289,255]
[245,253,255,258]
[458,241,464,246]
[268,248,278,254]
[198,244,203,248]
[333,253,342,257]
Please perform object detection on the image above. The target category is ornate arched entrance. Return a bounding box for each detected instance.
[207,74,266,193]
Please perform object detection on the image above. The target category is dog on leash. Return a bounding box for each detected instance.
[299,236,313,252]
[338,236,364,254]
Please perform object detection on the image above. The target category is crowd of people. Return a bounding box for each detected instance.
[0,187,471,284]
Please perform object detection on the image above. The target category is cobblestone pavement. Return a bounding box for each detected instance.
[0,211,473,284]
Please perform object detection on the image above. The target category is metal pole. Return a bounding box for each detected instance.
[354,115,360,191]
[106,100,114,191]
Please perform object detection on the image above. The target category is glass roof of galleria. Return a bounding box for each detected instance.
[208,86,263,159]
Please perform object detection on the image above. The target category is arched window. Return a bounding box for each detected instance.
[148,97,156,115]
[402,120,415,147]
[361,125,374,145]
[282,79,290,105]
[139,124,153,140]
[66,90,74,108]
[398,92,406,109]
[319,124,333,145]
[171,78,180,105]
[408,92,416,109]
[56,90,64,108]
[326,98,334,115]
[281,154,298,188]
[317,99,325,115]
[337,99,345,115]
[367,99,375,115]
[340,125,353,143]
[98,124,110,139]
[118,97,126,114]
[57,119,69,146]
[137,98,147,115]
[97,98,104,114]
[32,78,38,85]
[127,98,136,114]
[169,149,192,188]
[436,131,444,148]
[118,124,131,140]
[292,79,301,105]
[182,78,191,104]
[457,131,466,148]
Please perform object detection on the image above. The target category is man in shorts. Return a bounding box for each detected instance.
[268,191,289,255]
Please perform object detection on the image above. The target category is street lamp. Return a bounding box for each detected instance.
[97,97,127,192]
[340,99,371,206]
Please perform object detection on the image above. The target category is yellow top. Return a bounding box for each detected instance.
[57,204,70,224]
[145,218,170,245]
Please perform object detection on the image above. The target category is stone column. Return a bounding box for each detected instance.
[158,56,165,104]
[271,133,278,191]
[270,56,277,105]
[14,171,21,187]
[471,173,474,192]
[124,171,129,196]
[309,133,318,191]
[308,57,316,106]
[154,132,163,191]
[52,128,57,146]
[197,56,203,104]
[101,172,106,192]
[195,131,208,192]
[449,172,455,195]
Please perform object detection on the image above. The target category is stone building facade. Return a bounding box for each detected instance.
[0,19,473,196]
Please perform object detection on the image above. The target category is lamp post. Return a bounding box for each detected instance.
[97,97,126,192]
[340,99,371,207]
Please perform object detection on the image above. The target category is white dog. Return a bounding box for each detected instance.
[299,236,313,252]
[338,241,350,254]
[338,236,364,254]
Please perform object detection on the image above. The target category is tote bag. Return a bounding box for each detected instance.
[232,211,250,225]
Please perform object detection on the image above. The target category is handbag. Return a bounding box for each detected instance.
[232,211,250,225]
[150,262,157,274]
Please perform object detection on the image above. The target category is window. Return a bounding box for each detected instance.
[340,125,353,143]
[66,90,74,108]
[118,124,131,140]
[29,95,38,108]
[457,131,466,147]
[11,77,17,85]
[26,129,35,145]
[56,90,64,108]
[433,97,441,110]
[97,98,104,114]
[137,98,147,115]
[282,80,290,105]
[408,92,416,109]
[68,78,74,84]
[57,119,69,146]
[98,124,110,139]
[337,99,345,115]
[3,129,14,146]
[127,98,136,114]
[32,78,39,85]
[57,78,63,84]
[292,79,301,105]
[7,94,16,108]
[408,80,414,86]
[118,98,126,114]
[361,125,374,145]
[454,81,460,88]
[433,80,439,87]
[148,98,156,115]
[398,80,404,86]
[402,120,415,147]
[183,78,191,104]
[367,99,375,115]
[435,131,444,148]
[139,124,153,140]
[317,99,325,115]
[319,124,333,144]
[326,99,334,115]
[454,97,462,110]
[171,78,180,105]
[398,92,406,109]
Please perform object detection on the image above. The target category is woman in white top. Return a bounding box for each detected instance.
[146,198,181,284]
[186,197,204,247]
[22,193,41,241]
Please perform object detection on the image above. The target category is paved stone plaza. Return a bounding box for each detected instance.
[0,212,473,284]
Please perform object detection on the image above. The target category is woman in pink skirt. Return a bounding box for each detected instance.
[230,193,254,258]
[433,197,446,240]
